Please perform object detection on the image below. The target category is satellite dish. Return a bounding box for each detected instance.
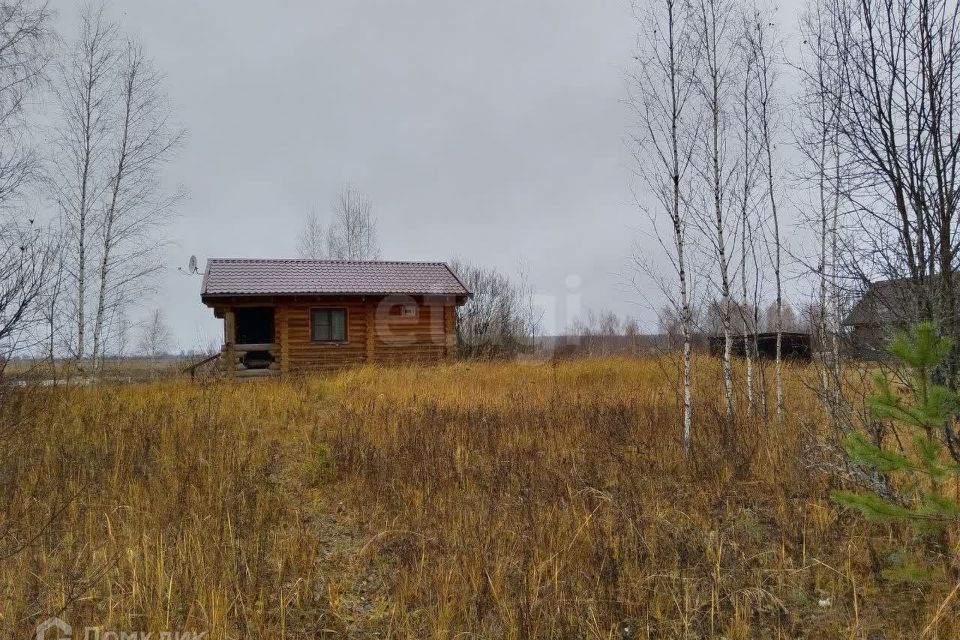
[179,255,200,277]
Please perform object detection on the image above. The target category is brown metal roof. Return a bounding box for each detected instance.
[842,277,930,327]
[201,259,471,299]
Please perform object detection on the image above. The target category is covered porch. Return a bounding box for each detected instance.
[217,305,286,378]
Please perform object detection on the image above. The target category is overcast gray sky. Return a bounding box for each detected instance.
[51,0,805,351]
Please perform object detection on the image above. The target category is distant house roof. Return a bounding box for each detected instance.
[842,277,930,327]
[201,259,471,300]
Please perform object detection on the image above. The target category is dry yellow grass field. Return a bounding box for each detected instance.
[1,356,957,638]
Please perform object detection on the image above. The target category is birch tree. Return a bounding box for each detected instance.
[325,184,380,261]
[746,9,786,427]
[735,16,762,419]
[0,221,55,366]
[628,0,698,449]
[816,0,960,377]
[691,0,739,424]
[0,0,51,203]
[90,40,184,366]
[449,258,539,358]
[297,185,381,261]
[296,208,327,259]
[137,307,171,359]
[737,163,759,420]
[798,0,846,429]
[51,6,115,361]
[796,0,960,476]
[0,1,54,365]
[41,229,66,369]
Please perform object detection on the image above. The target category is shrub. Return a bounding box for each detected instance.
[833,322,960,531]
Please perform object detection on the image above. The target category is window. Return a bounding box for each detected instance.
[311,308,347,342]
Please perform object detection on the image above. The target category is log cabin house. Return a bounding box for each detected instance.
[841,276,932,357]
[201,259,471,377]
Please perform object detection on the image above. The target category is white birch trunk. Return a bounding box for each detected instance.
[738,47,756,420]
[742,216,754,418]
[631,0,696,449]
[92,57,134,368]
[753,16,783,427]
[699,0,734,423]
[667,0,694,449]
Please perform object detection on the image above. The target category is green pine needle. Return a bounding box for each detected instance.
[831,490,912,522]
[842,433,913,473]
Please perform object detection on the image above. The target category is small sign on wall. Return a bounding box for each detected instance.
[401,304,418,319]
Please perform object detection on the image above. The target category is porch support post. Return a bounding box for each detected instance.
[224,309,236,380]
[445,305,455,360]
[278,305,289,376]
[366,301,375,363]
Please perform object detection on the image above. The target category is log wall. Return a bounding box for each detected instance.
[253,296,455,372]
[372,298,448,365]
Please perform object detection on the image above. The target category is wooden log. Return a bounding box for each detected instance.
[237,368,280,378]
[234,343,280,352]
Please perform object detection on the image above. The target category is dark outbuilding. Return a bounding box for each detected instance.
[708,332,812,361]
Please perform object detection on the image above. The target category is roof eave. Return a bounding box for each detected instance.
[202,291,470,304]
